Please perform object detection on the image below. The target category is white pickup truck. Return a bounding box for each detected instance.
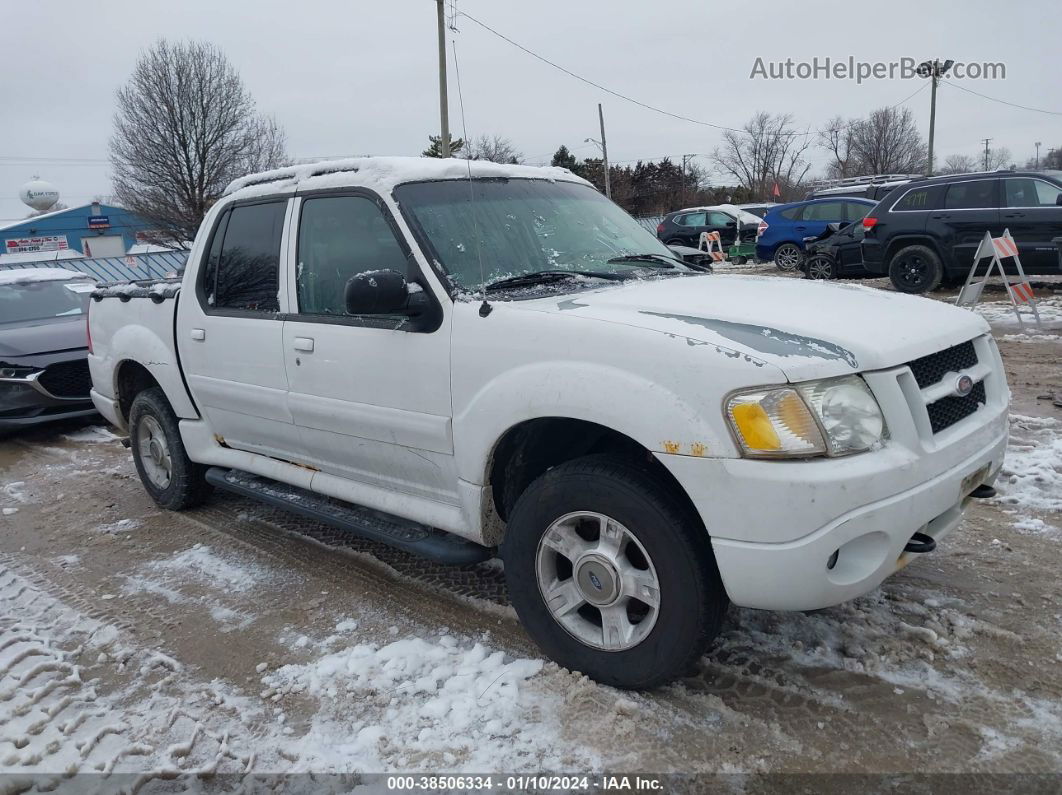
[88,158,1009,689]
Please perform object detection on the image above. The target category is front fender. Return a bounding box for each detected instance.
[452,360,739,485]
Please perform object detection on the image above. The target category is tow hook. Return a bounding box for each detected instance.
[120,437,131,449]
[968,484,997,499]
[904,532,936,554]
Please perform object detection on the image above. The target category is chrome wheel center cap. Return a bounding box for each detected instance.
[575,555,619,605]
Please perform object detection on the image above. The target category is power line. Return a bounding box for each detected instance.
[941,79,1062,116]
[457,11,745,134]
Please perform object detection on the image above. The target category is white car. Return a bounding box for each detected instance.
[87,157,1009,689]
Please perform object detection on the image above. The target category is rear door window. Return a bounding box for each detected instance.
[206,201,286,312]
[1004,178,1062,208]
[944,180,998,210]
[842,201,873,220]
[706,211,733,227]
[779,207,801,220]
[893,188,933,211]
[677,212,707,227]
[800,202,845,221]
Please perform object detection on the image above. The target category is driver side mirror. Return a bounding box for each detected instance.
[725,221,737,228]
[1056,193,1062,206]
[344,270,426,316]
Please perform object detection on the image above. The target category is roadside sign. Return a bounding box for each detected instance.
[4,235,69,254]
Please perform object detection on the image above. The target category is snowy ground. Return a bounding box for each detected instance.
[1,279,1060,787]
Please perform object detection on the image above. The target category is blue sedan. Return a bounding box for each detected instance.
[755,197,877,271]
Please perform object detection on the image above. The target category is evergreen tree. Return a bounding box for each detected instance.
[423,134,465,158]
[550,145,578,170]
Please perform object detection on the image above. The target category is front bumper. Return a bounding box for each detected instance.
[658,333,1010,611]
[707,427,1005,610]
[0,366,97,430]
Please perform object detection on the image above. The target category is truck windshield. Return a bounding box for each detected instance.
[0,280,92,324]
[394,178,687,290]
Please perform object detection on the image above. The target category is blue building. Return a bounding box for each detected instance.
[0,201,155,259]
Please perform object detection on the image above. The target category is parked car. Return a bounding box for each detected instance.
[756,197,878,271]
[861,170,1062,293]
[0,268,98,432]
[802,222,869,280]
[89,157,1008,690]
[656,206,757,250]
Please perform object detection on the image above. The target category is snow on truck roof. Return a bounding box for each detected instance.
[224,156,591,200]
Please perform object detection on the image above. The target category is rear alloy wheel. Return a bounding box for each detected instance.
[805,255,835,280]
[889,245,943,293]
[129,387,212,511]
[502,455,728,689]
[774,243,804,271]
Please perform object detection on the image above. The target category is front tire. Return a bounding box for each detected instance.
[502,456,728,689]
[774,243,804,271]
[129,387,212,510]
[889,245,943,293]
[805,255,835,280]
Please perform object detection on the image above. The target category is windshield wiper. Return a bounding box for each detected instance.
[483,270,623,292]
[605,253,679,268]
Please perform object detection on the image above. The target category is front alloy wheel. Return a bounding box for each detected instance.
[806,255,835,280]
[536,511,660,651]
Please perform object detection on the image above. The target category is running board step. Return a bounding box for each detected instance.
[205,467,492,565]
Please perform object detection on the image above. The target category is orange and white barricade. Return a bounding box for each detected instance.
[698,230,727,263]
[956,229,1041,330]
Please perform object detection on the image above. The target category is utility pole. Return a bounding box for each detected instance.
[681,154,695,201]
[598,103,611,199]
[982,138,992,170]
[436,0,451,158]
[1035,141,1042,169]
[918,59,953,175]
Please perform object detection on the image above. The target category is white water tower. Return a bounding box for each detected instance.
[19,177,60,212]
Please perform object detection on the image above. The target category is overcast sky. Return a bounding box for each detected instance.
[2,0,1059,223]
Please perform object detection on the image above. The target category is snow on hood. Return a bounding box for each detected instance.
[224,156,591,200]
[514,274,990,381]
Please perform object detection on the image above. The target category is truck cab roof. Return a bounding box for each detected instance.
[223,156,591,202]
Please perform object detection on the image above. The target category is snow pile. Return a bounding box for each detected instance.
[62,425,121,443]
[146,544,264,593]
[994,415,1062,529]
[98,518,140,534]
[974,295,1062,328]
[1,481,28,516]
[261,634,584,772]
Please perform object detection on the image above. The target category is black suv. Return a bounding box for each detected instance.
[861,170,1062,293]
[656,207,757,249]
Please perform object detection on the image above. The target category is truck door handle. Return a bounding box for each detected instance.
[1003,213,1025,218]
[190,328,206,341]
[293,337,315,352]
[930,214,951,219]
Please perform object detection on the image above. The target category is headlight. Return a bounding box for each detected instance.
[726,375,885,459]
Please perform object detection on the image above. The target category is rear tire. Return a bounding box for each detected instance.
[889,245,943,293]
[774,243,804,271]
[129,387,212,510]
[502,455,728,689]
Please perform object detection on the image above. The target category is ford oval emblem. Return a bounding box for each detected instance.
[955,375,974,397]
[588,571,603,590]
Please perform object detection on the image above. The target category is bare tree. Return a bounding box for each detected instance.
[849,106,926,175]
[817,116,859,179]
[985,146,1013,170]
[465,134,523,164]
[713,112,812,200]
[110,40,288,246]
[939,153,977,174]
